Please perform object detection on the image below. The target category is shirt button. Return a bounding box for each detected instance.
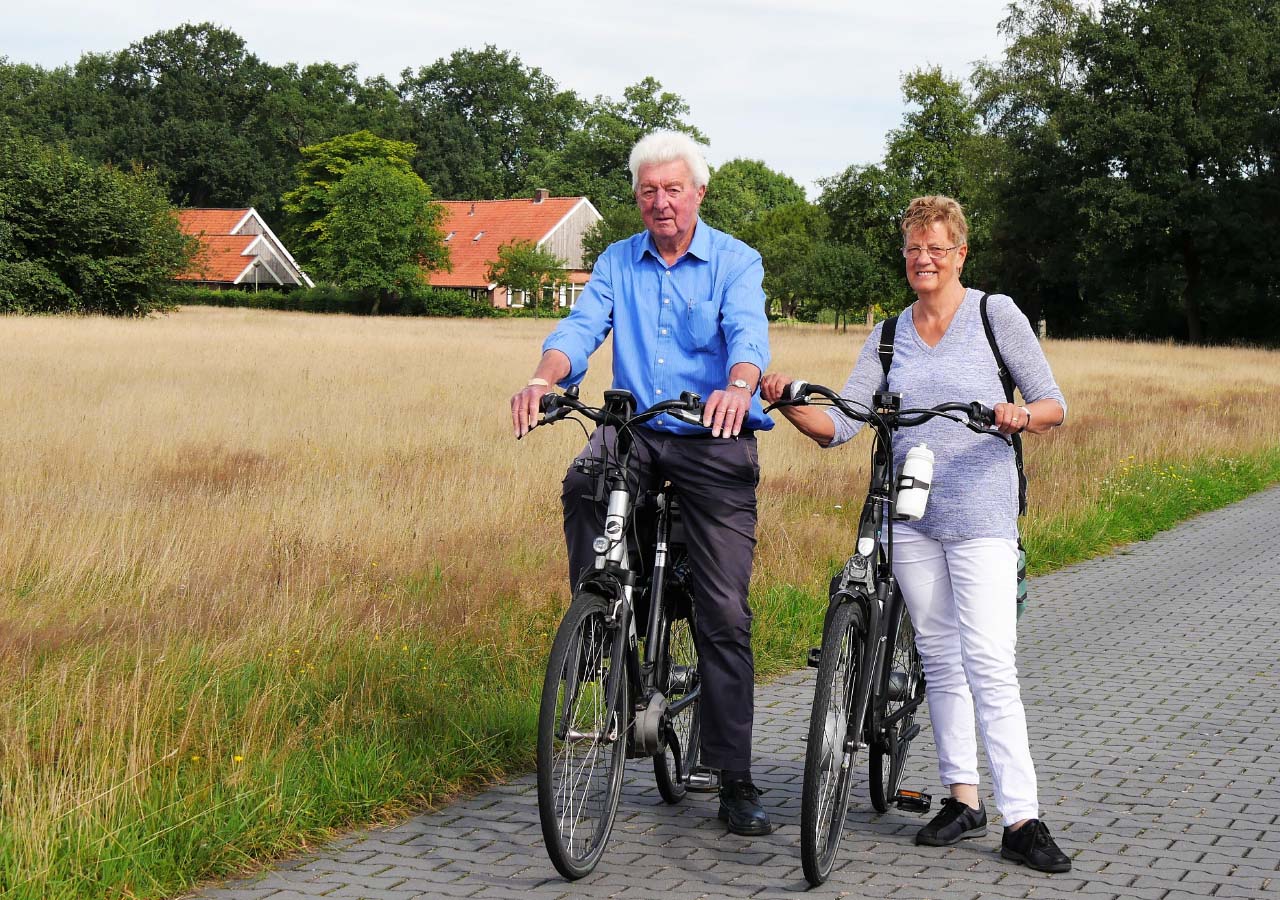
[660,329,667,335]
[663,298,670,304]
[656,388,663,394]
[658,358,665,364]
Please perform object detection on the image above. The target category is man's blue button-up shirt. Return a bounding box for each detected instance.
[543,219,773,435]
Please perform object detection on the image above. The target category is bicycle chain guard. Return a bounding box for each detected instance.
[633,690,667,756]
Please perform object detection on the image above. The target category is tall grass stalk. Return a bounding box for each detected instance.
[1,308,1277,898]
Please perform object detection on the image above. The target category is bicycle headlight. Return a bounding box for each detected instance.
[592,537,610,554]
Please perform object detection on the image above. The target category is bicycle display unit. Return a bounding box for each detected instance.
[527,386,713,880]
[766,383,1011,886]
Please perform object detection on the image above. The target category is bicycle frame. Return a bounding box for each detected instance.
[545,389,703,764]
[789,387,1005,777]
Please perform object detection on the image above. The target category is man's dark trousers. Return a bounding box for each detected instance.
[561,425,759,773]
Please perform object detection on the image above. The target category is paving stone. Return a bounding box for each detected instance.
[186,487,1280,900]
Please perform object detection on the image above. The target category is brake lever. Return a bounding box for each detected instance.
[667,391,706,428]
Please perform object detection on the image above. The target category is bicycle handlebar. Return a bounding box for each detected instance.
[768,381,1007,441]
[537,388,706,432]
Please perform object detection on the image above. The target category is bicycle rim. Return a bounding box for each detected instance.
[654,607,701,803]
[801,599,863,886]
[536,593,628,880]
[870,600,925,812]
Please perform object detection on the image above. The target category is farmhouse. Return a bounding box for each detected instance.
[175,208,314,289]
[429,190,601,308]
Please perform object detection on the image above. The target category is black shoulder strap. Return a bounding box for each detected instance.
[878,315,898,382]
[980,293,1028,515]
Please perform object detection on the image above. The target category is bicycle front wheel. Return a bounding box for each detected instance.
[869,595,925,813]
[536,592,628,880]
[653,605,701,804]
[800,598,865,887]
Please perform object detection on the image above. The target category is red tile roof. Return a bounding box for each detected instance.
[179,234,257,283]
[429,197,585,288]
[177,208,250,236]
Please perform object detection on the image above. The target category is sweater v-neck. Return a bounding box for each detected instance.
[907,289,971,351]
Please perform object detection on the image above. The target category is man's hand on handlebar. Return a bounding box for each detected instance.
[511,382,552,438]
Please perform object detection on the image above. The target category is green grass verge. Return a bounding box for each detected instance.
[2,449,1277,899]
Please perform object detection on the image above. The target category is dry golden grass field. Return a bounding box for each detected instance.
[1,306,1278,898]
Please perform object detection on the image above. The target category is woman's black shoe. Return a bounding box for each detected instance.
[1001,819,1072,873]
[915,797,987,846]
[718,779,773,836]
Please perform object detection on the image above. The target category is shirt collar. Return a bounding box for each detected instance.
[635,217,711,265]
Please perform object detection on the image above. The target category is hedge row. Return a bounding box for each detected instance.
[167,284,501,318]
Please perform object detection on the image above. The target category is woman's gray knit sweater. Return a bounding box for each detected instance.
[826,289,1066,541]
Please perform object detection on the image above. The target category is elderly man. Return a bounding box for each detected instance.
[510,130,773,836]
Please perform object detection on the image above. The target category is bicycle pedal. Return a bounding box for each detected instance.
[893,789,932,813]
[685,765,721,792]
[806,647,822,668]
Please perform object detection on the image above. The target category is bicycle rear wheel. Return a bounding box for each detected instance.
[653,604,701,804]
[536,592,628,880]
[869,594,925,813]
[800,598,865,886]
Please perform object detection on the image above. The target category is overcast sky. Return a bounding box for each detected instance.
[6,0,1017,196]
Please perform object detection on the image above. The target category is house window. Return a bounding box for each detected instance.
[444,231,455,242]
[473,231,485,241]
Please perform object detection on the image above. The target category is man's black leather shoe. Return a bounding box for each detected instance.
[1001,819,1072,873]
[718,779,773,836]
[915,797,987,846]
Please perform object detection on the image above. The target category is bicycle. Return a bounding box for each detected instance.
[765,383,1011,886]
[526,385,714,880]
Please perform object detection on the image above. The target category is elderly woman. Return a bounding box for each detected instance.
[761,195,1070,873]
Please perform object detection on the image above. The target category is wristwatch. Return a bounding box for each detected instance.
[730,378,751,391]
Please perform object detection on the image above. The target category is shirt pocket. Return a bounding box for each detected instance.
[681,297,720,353]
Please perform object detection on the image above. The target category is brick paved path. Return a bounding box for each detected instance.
[192,488,1280,899]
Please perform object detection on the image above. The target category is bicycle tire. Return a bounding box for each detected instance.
[536,592,628,880]
[800,597,865,886]
[868,597,925,813]
[653,603,701,804]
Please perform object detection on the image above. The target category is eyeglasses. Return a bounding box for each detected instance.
[902,244,960,260]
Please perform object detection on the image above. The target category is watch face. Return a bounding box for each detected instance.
[732,379,749,389]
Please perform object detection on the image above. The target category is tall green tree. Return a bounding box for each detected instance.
[523,76,707,213]
[397,46,583,199]
[818,163,912,317]
[700,159,806,237]
[1063,0,1279,342]
[0,134,194,315]
[738,201,829,319]
[281,130,419,267]
[311,158,449,312]
[972,0,1090,333]
[485,240,567,316]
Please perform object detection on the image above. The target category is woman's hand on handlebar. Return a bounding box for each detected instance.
[760,372,794,405]
[992,401,1029,436]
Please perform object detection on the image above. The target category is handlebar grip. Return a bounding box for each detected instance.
[784,379,809,403]
[970,402,996,427]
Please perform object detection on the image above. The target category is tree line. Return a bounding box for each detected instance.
[2,0,1277,341]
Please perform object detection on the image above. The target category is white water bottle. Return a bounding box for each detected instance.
[895,443,934,521]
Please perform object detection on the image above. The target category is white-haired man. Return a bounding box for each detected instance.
[511,130,773,836]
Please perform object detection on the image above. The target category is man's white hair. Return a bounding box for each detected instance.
[629,130,711,190]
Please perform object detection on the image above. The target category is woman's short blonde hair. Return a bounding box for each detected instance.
[900,195,968,247]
